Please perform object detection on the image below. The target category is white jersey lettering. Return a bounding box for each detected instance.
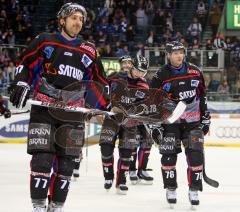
[58,64,83,80]
[179,90,196,100]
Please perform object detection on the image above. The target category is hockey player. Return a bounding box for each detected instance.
[118,57,155,185]
[151,41,211,207]
[100,55,150,195]
[113,56,154,185]
[0,95,11,118]
[129,124,154,185]
[119,55,133,72]
[9,2,108,212]
[66,56,133,181]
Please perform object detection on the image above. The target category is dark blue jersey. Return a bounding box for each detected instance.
[14,32,108,109]
[151,62,208,123]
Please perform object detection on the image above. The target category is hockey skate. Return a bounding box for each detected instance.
[188,188,199,210]
[32,207,46,212]
[166,188,177,209]
[129,170,139,185]
[72,169,79,181]
[47,202,64,212]
[137,170,153,185]
[104,179,113,191]
[32,199,46,212]
[116,184,128,195]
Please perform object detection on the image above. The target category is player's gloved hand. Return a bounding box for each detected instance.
[200,111,211,135]
[111,106,127,123]
[10,81,30,108]
[3,109,11,119]
[149,124,164,145]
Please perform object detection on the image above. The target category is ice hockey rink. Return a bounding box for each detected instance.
[1,143,240,212]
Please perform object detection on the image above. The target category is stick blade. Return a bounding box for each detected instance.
[203,171,219,188]
[167,101,186,123]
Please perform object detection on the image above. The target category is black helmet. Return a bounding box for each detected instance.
[132,55,149,73]
[165,41,186,54]
[57,2,87,23]
[119,55,132,63]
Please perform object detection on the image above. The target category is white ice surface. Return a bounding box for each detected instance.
[1,144,240,212]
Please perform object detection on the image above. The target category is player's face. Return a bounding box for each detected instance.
[61,11,83,39]
[169,50,185,67]
[130,67,146,79]
[121,60,132,72]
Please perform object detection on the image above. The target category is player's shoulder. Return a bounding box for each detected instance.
[136,77,149,89]
[155,64,170,79]
[138,77,148,84]
[108,71,127,80]
[79,40,97,58]
[35,32,55,41]
[187,62,202,75]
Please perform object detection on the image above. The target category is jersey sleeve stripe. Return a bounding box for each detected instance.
[94,63,108,85]
[29,56,44,69]
[162,74,199,83]
[89,66,93,80]
[91,82,108,108]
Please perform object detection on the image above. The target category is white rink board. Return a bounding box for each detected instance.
[1,113,240,147]
[205,116,240,146]
[0,114,101,143]
[1,144,240,212]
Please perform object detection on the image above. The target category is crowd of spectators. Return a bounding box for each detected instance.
[0,0,39,92]
[0,0,239,99]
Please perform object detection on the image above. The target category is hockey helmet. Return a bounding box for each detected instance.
[119,55,133,63]
[57,2,87,23]
[132,55,149,73]
[165,41,186,54]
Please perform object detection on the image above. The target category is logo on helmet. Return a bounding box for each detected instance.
[166,41,186,54]
[133,55,149,73]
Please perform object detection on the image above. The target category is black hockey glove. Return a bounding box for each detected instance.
[3,109,11,119]
[149,125,164,145]
[10,81,30,108]
[200,111,211,135]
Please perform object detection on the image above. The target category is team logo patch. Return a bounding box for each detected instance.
[188,69,200,75]
[179,81,185,85]
[135,90,145,99]
[80,43,95,56]
[64,52,73,56]
[191,80,199,87]
[163,83,171,92]
[44,46,54,59]
[81,54,93,68]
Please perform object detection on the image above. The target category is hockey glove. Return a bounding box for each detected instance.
[200,111,211,135]
[10,81,30,108]
[3,109,11,119]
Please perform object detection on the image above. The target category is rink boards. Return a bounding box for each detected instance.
[0,113,240,147]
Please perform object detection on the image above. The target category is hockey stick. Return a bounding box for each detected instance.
[0,109,30,116]
[3,95,186,124]
[27,99,186,124]
[11,110,30,115]
[202,150,219,188]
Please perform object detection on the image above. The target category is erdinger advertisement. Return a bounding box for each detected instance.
[0,114,102,143]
